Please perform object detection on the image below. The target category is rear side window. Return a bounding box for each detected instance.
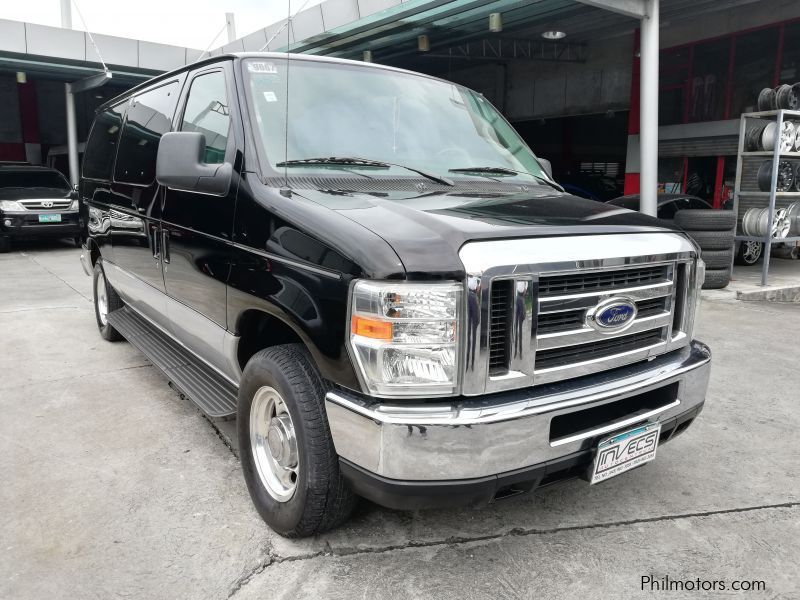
[114,81,181,185]
[83,104,125,180]
[180,71,230,164]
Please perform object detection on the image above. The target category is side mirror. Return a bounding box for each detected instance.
[538,157,553,179]
[156,132,232,196]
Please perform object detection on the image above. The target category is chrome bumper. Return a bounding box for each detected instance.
[326,341,711,481]
[79,243,92,276]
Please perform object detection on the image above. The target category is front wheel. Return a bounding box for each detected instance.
[237,344,355,537]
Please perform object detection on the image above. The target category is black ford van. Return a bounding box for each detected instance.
[80,53,711,537]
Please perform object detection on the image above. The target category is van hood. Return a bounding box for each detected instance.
[295,185,682,279]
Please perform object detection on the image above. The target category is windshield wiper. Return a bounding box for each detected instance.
[449,166,518,176]
[277,156,454,187]
[449,165,563,191]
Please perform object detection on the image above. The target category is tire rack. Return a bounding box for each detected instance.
[733,109,800,286]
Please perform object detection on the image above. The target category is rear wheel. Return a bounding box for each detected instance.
[238,344,355,537]
[74,235,82,248]
[93,258,123,341]
[0,236,10,253]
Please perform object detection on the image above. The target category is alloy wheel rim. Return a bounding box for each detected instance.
[743,241,761,264]
[250,386,299,502]
[96,275,108,326]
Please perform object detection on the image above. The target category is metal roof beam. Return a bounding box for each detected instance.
[573,0,646,19]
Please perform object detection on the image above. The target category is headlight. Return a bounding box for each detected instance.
[348,281,461,397]
[70,199,79,211]
[0,200,24,211]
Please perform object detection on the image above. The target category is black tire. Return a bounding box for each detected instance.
[702,268,731,290]
[237,344,356,537]
[700,249,733,270]
[0,236,10,253]
[674,209,736,232]
[686,230,735,251]
[92,258,124,341]
[73,235,82,248]
[734,240,764,266]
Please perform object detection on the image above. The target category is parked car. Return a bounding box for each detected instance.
[80,53,711,537]
[559,172,621,202]
[608,193,761,266]
[0,164,81,252]
[606,193,711,219]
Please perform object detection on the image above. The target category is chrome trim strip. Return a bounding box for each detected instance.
[538,281,673,310]
[533,341,667,383]
[549,399,681,447]
[229,241,342,280]
[326,350,709,427]
[537,315,670,350]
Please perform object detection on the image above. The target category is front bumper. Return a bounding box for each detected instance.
[326,340,711,509]
[0,210,81,238]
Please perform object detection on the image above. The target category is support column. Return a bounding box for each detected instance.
[225,12,237,43]
[65,83,79,187]
[639,0,659,217]
[60,0,72,29]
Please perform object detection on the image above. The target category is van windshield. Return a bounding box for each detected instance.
[243,58,545,183]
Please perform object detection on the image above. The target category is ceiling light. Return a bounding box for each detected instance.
[362,50,373,62]
[417,34,430,52]
[542,30,566,40]
[489,13,503,33]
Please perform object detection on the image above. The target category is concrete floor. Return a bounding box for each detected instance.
[1,240,798,600]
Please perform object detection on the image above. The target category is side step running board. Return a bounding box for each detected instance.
[107,307,238,418]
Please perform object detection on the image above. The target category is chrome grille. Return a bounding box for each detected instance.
[19,199,72,210]
[488,281,511,373]
[458,233,699,396]
[538,265,669,297]
[535,329,666,371]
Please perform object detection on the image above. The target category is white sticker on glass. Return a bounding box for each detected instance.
[248,62,278,74]
[263,91,278,102]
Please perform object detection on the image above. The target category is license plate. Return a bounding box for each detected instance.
[38,214,62,223]
[590,422,661,484]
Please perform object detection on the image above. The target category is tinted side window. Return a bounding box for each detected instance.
[658,201,680,220]
[114,81,180,185]
[687,198,710,210]
[83,104,125,180]
[180,71,230,164]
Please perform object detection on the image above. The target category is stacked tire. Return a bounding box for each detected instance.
[674,210,737,290]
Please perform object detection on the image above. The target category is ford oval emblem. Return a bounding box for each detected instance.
[587,297,638,332]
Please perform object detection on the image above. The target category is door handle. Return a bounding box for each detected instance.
[151,226,160,262]
[162,229,170,264]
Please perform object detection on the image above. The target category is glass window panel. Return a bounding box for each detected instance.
[689,39,729,122]
[180,71,230,164]
[114,81,180,185]
[83,104,125,181]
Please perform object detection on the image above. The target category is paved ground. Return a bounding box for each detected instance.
[1,241,798,600]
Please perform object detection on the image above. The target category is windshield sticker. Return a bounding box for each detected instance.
[263,91,278,103]
[248,62,278,74]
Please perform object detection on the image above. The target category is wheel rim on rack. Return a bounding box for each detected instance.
[741,241,762,264]
[760,121,778,151]
[758,87,777,111]
[746,122,768,151]
[756,160,795,192]
[772,208,791,238]
[742,208,760,237]
[775,84,794,110]
[779,121,796,153]
[785,201,800,235]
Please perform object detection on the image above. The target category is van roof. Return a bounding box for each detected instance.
[97,52,455,113]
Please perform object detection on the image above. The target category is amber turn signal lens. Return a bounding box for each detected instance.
[351,315,393,340]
